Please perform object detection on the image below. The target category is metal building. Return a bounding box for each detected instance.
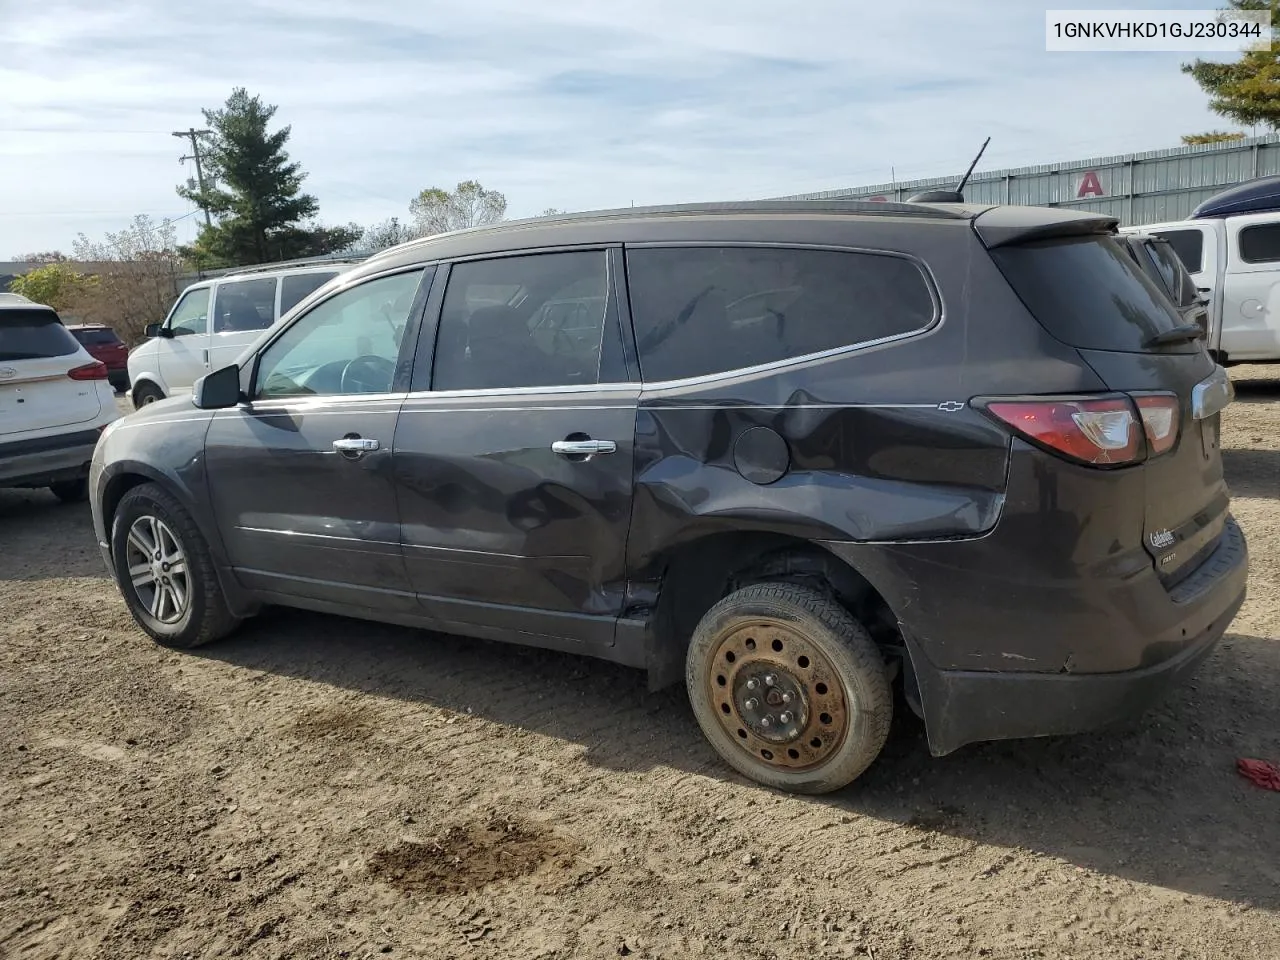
[776,133,1280,226]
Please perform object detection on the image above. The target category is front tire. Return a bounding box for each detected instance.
[132,382,165,408]
[111,483,238,649]
[686,582,893,794]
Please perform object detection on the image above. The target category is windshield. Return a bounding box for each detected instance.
[0,309,81,361]
[991,235,1191,353]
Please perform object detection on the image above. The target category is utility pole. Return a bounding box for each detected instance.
[172,128,213,228]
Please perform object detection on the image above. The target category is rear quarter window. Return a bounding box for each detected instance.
[0,309,80,360]
[990,236,1188,353]
[1237,223,1280,264]
[626,246,937,382]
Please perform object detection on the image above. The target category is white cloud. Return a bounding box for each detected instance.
[0,0,1233,255]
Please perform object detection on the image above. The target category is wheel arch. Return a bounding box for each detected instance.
[643,530,910,696]
[98,463,257,618]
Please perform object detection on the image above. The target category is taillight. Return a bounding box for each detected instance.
[1133,394,1180,456]
[983,397,1144,466]
[67,361,108,381]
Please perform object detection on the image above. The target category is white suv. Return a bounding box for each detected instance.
[1,297,120,501]
[127,260,359,406]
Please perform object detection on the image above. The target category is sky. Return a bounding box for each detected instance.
[0,0,1244,257]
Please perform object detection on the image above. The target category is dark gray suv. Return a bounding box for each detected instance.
[90,201,1247,794]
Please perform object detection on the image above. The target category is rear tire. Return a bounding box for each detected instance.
[111,482,238,649]
[132,382,165,408]
[686,582,893,794]
[49,479,89,503]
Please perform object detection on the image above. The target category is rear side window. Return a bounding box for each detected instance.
[1237,223,1280,264]
[280,272,338,315]
[1147,241,1198,307]
[626,246,936,382]
[0,309,80,360]
[991,236,1185,353]
[1152,229,1204,273]
[213,277,277,333]
[70,328,122,346]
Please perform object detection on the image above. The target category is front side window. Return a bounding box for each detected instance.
[254,269,426,399]
[431,251,614,391]
[626,246,936,382]
[167,288,210,337]
[213,278,277,334]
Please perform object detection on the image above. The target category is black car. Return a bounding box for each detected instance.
[89,201,1246,794]
[1116,232,1209,336]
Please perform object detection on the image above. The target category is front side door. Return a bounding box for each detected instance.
[207,276,279,373]
[158,287,212,393]
[204,267,432,612]
[394,250,638,649]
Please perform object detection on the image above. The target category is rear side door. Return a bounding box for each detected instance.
[393,249,639,649]
[204,267,432,611]
[1223,214,1280,361]
[0,308,103,436]
[158,287,212,392]
[207,277,279,373]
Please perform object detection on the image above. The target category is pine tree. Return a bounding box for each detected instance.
[1183,1,1280,129]
[179,89,357,265]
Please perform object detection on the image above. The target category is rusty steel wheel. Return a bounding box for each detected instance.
[708,620,848,770]
[686,582,893,794]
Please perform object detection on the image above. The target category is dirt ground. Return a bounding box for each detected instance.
[2,373,1278,960]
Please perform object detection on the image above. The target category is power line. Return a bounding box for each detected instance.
[172,128,213,229]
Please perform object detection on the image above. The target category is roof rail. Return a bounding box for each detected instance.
[218,254,369,277]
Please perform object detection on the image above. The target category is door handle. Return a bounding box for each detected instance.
[551,438,617,459]
[333,437,380,457]
[201,348,210,366]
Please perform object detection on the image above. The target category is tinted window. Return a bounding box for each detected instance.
[70,327,122,346]
[168,288,210,337]
[213,277,277,334]
[1238,223,1280,264]
[991,237,1185,353]
[626,246,935,382]
[0,309,80,360]
[432,251,614,391]
[1152,229,1204,274]
[255,269,425,399]
[280,271,338,315]
[1147,241,1198,307]
[1140,243,1179,298]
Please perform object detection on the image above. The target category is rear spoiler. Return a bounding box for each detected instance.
[974,206,1118,248]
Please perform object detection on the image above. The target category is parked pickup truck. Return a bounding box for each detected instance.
[1122,175,1280,366]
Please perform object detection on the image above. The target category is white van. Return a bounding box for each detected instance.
[128,260,360,406]
[1121,177,1280,365]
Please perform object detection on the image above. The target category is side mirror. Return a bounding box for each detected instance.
[145,322,165,338]
[192,364,242,410]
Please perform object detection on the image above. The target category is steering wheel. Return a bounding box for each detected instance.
[339,355,396,394]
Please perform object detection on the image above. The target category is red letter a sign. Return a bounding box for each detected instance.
[1077,171,1104,198]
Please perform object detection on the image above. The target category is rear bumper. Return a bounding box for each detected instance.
[0,429,100,488]
[825,514,1249,756]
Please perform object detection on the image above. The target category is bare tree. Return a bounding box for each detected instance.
[65,216,184,345]
[409,181,507,237]
[10,250,68,263]
[359,217,419,252]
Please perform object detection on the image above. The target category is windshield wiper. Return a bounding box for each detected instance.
[1146,323,1204,348]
